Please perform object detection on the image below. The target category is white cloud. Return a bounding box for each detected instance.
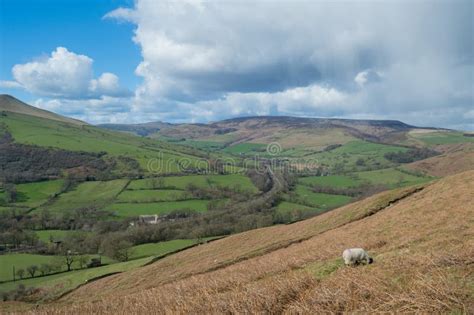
[104,0,473,129]
[33,96,132,124]
[0,80,23,89]
[10,47,130,99]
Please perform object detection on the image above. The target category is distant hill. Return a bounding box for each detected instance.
[98,121,173,137]
[0,94,86,126]
[101,116,421,143]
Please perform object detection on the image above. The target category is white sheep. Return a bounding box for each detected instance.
[342,248,373,266]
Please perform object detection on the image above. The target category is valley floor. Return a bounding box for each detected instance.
[15,170,473,314]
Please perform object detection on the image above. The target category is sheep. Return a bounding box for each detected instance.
[342,248,373,266]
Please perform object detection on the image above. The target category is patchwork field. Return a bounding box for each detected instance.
[0,253,108,282]
[0,180,64,210]
[33,179,129,214]
[356,168,434,187]
[33,172,474,314]
[105,200,215,217]
[276,201,315,213]
[410,131,474,146]
[117,189,190,203]
[0,238,216,298]
[34,230,90,243]
[299,175,362,188]
[300,168,433,189]
[127,174,258,193]
[292,185,352,209]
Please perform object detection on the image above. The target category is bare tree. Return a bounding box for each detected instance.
[65,250,75,271]
[26,265,38,278]
[16,268,25,279]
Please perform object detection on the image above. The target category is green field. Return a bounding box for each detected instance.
[300,168,432,189]
[106,199,214,217]
[301,140,409,171]
[0,253,109,282]
[35,179,129,213]
[356,168,433,188]
[34,230,89,243]
[2,180,64,208]
[293,185,352,209]
[222,143,267,155]
[411,131,474,145]
[181,140,226,151]
[0,238,214,298]
[117,189,190,203]
[0,180,64,209]
[0,256,151,299]
[128,174,258,193]
[299,175,363,188]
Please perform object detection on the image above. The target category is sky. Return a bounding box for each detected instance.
[0,0,473,130]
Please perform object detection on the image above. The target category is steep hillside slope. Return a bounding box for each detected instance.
[0,99,215,177]
[406,143,474,177]
[0,94,86,126]
[38,171,474,313]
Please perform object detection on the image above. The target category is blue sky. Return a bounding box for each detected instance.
[0,0,473,130]
[0,0,138,100]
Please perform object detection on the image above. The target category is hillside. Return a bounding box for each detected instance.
[406,143,474,177]
[104,116,420,148]
[98,121,173,137]
[0,95,86,126]
[0,96,218,180]
[32,171,474,313]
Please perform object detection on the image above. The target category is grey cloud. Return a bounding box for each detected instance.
[102,0,473,129]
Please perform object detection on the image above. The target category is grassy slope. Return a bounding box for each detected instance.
[300,167,433,189]
[406,146,474,177]
[0,95,85,126]
[33,179,129,214]
[117,189,189,203]
[127,174,258,193]
[411,131,474,145]
[0,112,210,174]
[34,230,89,243]
[3,180,64,208]
[37,171,473,313]
[105,199,214,217]
[54,182,431,300]
[0,257,151,299]
[0,253,108,282]
[0,238,214,298]
[299,175,363,188]
[293,185,352,209]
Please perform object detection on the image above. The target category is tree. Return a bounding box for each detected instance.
[39,264,52,276]
[16,269,25,279]
[100,235,133,262]
[26,265,38,278]
[65,250,75,271]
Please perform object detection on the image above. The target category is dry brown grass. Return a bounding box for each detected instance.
[13,171,474,314]
[406,144,474,177]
